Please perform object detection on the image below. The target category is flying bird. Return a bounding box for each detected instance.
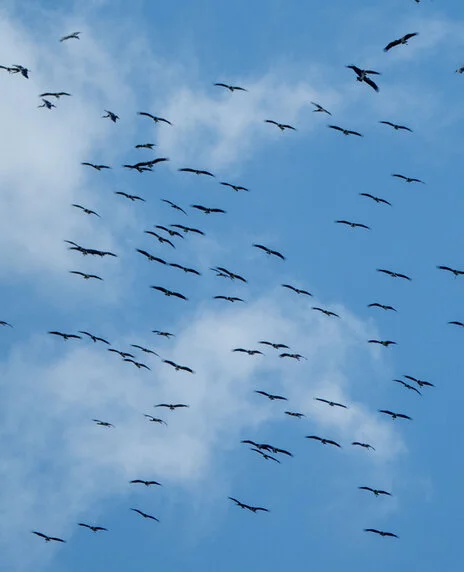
[377,268,411,280]
[79,331,110,344]
[152,330,174,338]
[379,121,412,132]
[32,531,66,543]
[145,231,175,248]
[403,375,434,388]
[314,398,348,409]
[312,306,340,318]
[179,167,215,177]
[251,448,280,463]
[394,379,422,395]
[171,224,205,236]
[384,32,418,52]
[108,349,134,359]
[123,358,151,370]
[367,303,396,311]
[135,143,156,149]
[228,497,269,513]
[0,321,12,327]
[328,125,363,137]
[448,320,464,327]
[279,352,306,360]
[437,265,464,277]
[38,99,56,109]
[364,528,398,538]
[285,411,305,418]
[69,271,102,281]
[254,390,287,401]
[282,284,312,296]
[359,193,391,206]
[359,486,391,497]
[39,92,70,100]
[130,508,159,522]
[310,101,331,115]
[191,204,226,215]
[220,182,249,192]
[368,339,396,347]
[352,442,375,451]
[253,244,285,260]
[81,162,111,171]
[151,286,188,300]
[115,191,145,202]
[214,82,247,92]
[155,403,189,410]
[136,249,167,264]
[259,341,289,350]
[130,479,162,486]
[155,225,184,239]
[213,295,244,303]
[265,119,296,131]
[161,199,187,215]
[378,409,412,420]
[144,415,167,425]
[72,204,100,217]
[102,110,119,122]
[392,173,424,184]
[163,360,195,373]
[48,331,81,340]
[78,523,107,532]
[131,344,159,356]
[93,419,114,427]
[233,348,263,355]
[60,32,80,41]
[346,65,380,91]
[306,435,341,447]
[335,220,370,230]
[137,112,172,125]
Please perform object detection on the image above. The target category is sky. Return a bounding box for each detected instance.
[1,0,464,570]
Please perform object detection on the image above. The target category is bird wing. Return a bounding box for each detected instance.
[384,38,401,51]
[364,76,379,91]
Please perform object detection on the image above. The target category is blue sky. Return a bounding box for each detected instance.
[1,0,464,570]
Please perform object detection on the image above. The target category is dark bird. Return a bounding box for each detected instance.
[377,268,411,280]
[38,99,56,109]
[145,231,175,248]
[171,224,205,236]
[60,32,80,41]
[138,112,172,125]
[306,435,341,448]
[108,349,135,359]
[81,162,111,171]
[191,204,226,214]
[251,448,280,463]
[211,267,247,282]
[155,225,184,239]
[144,415,167,425]
[220,182,249,192]
[32,531,65,543]
[48,331,81,340]
[123,358,151,370]
[228,497,269,513]
[161,199,187,215]
[448,320,464,327]
[115,191,145,202]
[131,508,159,522]
[131,344,159,356]
[259,341,289,350]
[79,331,110,344]
[265,119,296,131]
[403,375,434,388]
[214,82,247,92]
[368,339,397,347]
[282,284,312,296]
[394,379,422,395]
[162,359,195,373]
[364,528,398,538]
[379,121,412,132]
[254,390,287,401]
[72,204,100,217]
[346,65,380,91]
[78,523,107,532]
[136,249,167,264]
[155,403,189,410]
[69,271,102,281]
[93,419,114,427]
[151,286,188,300]
[392,173,424,184]
[102,110,119,122]
[213,296,244,302]
[130,479,162,486]
[384,32,418,52]
[437,265,464,277]
[152,330,174,338]
[0,321,12,327]
[39,92,71,100]
[359,486,391,497]
[310,101,331,115]
[456,65,464,74]
[359,193,391,206]
[314,397,348,409]
[233,348,263,355]
[279,352,306,360]
[328,125,363,137]
[378,409,412,420]
[179,167,215,177]
[312,306,340,318]
[253,244,285,260]
[135,143,156,149]
[335,220,370,230]
[10,65,29,78]
[367,303,397,311]
[352,442,375,451]
[285,411,305,418]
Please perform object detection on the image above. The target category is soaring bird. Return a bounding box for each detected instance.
[253,244,285,260]
[48,331,81,340]
[279,352,306,360]
[379,121,412,132]
[0,321,12,327]
[384,32,418,52]
[69,271,102,281]
[161,199,187,215]
[285,411,305,418]
[79,331,110,344]
[191,204,226,214]
[394,379,422,395]
[145,231,175,248]
[214,82,247,92]
[359,193,391,206]
[352,442,375,451]
[93,419,114,427]
[335,220,370,230]
[437,265,464,277]
[228,497,269,513]
[155,403,189,410]
[448,320,464,328]
[265,119,296,131]
[233,348,263,355]
[78,523,107,532]
[170,263,201,276]
[220,182,249,192]
[364,528,398,538]
[152,330,175,338]
[163,360,195,373]
[138,112,172,125]
[403,375,434,388]
[251,448,280,463]
[213,296,244,303]
[136,249,167,264]
[38,99,56,109]
[155,225,184,239]
[254,390,287,401]
[108,349,134,359]
[346,65,380,91]
[151,286,188,300]
[306,435,341,447]
[328,125,362,137]
[314,398,348,409]
[72,204,100,217]
[60,32,80,41]
[392,173,424,184]
[282,284,312,296]
[368,339,396,347]
[377,268,411,280]
[81,162,111,171]
[10,65,29,78]
[378,409,412,420]
[171,224,205,235]
[310,101,331,115]
[144,415,167,425]
[312,306,340,318]
[179,167,215,177]
[359,486,391,497]
[115,191,145,202]
[123,358,151,370]
[131,508,159,522]
[130,479,162,486]
[367,303,397,311]
[32,531,66,543]
[259,341,289,350]
[102,110,119,122]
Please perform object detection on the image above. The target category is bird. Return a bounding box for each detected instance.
[136,249,167,264]
[279,352,306,360]
[130,479,162,486]
[108,349,135,359]
[364,528,398,538]
[155,403,189,410]
[123,358,151,370]
[79,331,110,344]
[265,119,296,131]
[306,435,341,447]
[0,321,12,327]
[359,486,391,497]
[69,271,103,281]
[220,182,249,192]
[285,411,305,418]
[228,497,269,513]
[10,65,29,78]
[233,348,263,355]
[377,268,411,280]
[448,320,464,328]
[379,121,412,132]
[314,398,348,409]
[81,162,111,170]
[352,442,375,451]
[162,360,194,373]
[145,231,175,248]
[392,173,424,184]
[312,307,340,318]
[152,330,175,338]
[335,220,370,230]
[384,32,418,52]
[161,199,187,215]
[135,143,156,149]
[359,193,391,206]
[253,244,285,260]
[151,286,188,300]
[328,125,363,137]
[254,390,287,401]
[214,82,247,92]
[179,167,215,177]
[213,296,244,303]
[78,523,107,532]
[437,265,464,277]
[93,419,114,427]
[138,112,172,125]
[282,284,312,296]
[130,508,159,522]
[32,531,66,543]
[102,110,119,122]
[144,415,167,425]
[115,191,145,202]
[155,225,184,239]
[310,101,331,115]
[72,204,100,217]
[346,65,380,91]
[48,331,81,340]
[131,344,159,356]
[378,409,412,420]
[171,224,205,236]
[403,375,434,388]
[368,339,397,347]
[38,99,56,109]
[394,379,422,395]
[251,448,280,463]
[211,267,246,282]
[456,65,464,74]
[60,32,80,41]
[259,341,289,350]
[191,204,226,215]
[367,303,397,311]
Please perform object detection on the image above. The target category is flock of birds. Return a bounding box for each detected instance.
[2,5,463,556]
